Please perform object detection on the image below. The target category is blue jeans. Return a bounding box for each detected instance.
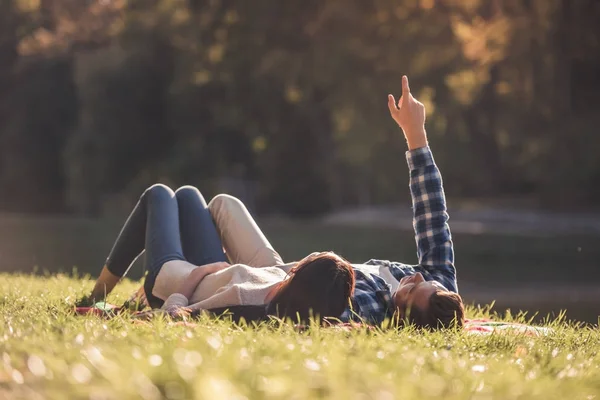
[104,184,227,308]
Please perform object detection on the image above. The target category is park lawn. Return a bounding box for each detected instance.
[1,275,599,400]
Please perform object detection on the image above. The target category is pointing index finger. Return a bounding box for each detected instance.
[402,75,410,96]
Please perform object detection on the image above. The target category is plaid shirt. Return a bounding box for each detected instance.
[340,146,457,325]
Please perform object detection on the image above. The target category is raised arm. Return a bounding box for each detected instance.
[388,76,456,292]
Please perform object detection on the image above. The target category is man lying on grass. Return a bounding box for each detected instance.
[205,75,465,329]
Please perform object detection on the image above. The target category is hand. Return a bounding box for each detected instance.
[201,261,230,274]
[133,306,192,320]
[177,261,230,300]
[164,306,192,319]
[387,75,428,150]
[133,310,159,320]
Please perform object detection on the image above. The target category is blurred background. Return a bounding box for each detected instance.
[0,0,598,322]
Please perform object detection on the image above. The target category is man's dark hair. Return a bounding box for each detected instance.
[266,252,355,323]
[404,290,465,329]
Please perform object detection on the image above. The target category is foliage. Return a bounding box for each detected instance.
[0,0,599,215]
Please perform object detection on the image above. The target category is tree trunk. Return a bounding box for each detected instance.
[464,65,506,194]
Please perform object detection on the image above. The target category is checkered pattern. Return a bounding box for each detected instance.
[340,146,457,324]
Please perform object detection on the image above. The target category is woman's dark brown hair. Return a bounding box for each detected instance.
[266,252,355,323]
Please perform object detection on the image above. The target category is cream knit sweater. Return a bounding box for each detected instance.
[157,261,292,311]
[155,259,400,312]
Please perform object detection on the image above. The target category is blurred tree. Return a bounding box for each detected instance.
[0,0,599,215]
[1,57,77,212]
[0,0,24,210]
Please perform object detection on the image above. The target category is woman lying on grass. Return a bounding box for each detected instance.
[78,183,355,323]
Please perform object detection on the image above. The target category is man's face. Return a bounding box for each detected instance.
[393,272,448,314]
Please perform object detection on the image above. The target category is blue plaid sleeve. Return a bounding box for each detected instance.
[340,270,393,325]
[406,147,457,292]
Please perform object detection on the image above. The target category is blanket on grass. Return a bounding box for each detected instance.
[463,318,553,336]
[74,303,552,336]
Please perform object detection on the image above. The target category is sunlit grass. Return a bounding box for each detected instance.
[1,274,599,399]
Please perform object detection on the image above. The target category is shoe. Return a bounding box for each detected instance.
[122,298,148,312]
[75,295,98,307]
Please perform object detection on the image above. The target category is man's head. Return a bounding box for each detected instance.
[393,272,464,329]
[266,252,355,323]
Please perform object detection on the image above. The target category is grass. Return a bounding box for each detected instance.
[1,275,600,399]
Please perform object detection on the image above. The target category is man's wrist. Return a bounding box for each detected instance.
[404,127,428,150]
[407,138,428,150]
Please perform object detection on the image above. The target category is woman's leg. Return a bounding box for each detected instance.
[208,194,284,267]
[175,186,227,265]
[149,186,228,302]
[139,184,189,308]
[89,184,182,301]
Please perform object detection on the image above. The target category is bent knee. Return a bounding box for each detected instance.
[208,194,245,215]
[175,186,210,208]
[143,184,174,199]
[174,185,198,195]
[175,185,205,200]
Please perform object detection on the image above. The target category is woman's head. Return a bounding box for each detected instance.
[266,252,355,323]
